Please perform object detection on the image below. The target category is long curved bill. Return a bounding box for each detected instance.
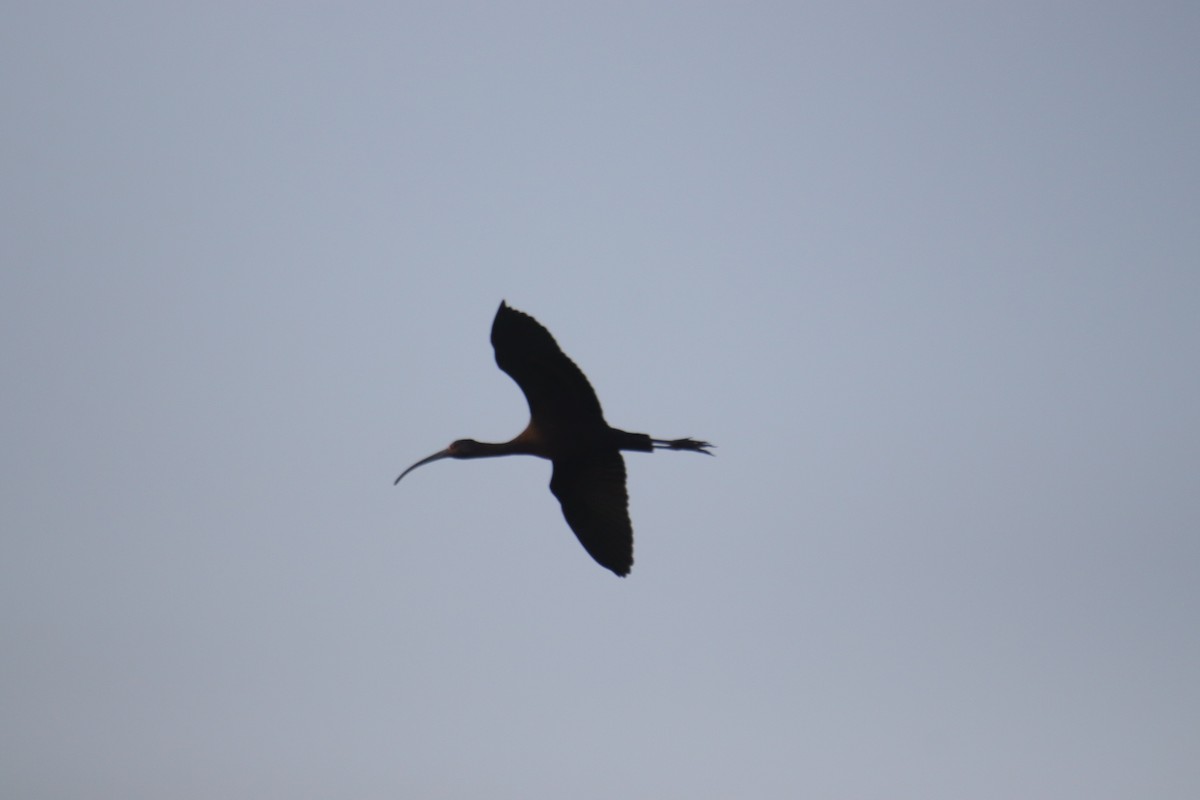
[394,448,453,485]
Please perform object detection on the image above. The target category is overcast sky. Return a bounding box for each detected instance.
[3,3,1198,798]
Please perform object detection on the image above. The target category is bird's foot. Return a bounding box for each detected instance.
[652,437,715,455]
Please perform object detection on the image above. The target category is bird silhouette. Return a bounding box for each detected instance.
[395,301,712,576]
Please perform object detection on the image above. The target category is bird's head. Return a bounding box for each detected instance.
[393,439,485,485]
[447,438,484,456]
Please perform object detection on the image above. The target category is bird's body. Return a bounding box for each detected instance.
[395,301,712,576]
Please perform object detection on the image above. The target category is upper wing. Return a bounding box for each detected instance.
[491,302,606,430]
[549,452,634,576]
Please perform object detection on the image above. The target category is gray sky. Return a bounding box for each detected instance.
[3,3,1197,798]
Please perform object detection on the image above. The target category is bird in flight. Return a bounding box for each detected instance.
[395,301,712,576]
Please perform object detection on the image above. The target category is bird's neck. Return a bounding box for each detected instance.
[461,438,541,459]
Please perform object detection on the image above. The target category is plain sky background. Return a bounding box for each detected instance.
[3,3,1197,798]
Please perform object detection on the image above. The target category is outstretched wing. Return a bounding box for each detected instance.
[549,452,633,576]
[491,301,606,431]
